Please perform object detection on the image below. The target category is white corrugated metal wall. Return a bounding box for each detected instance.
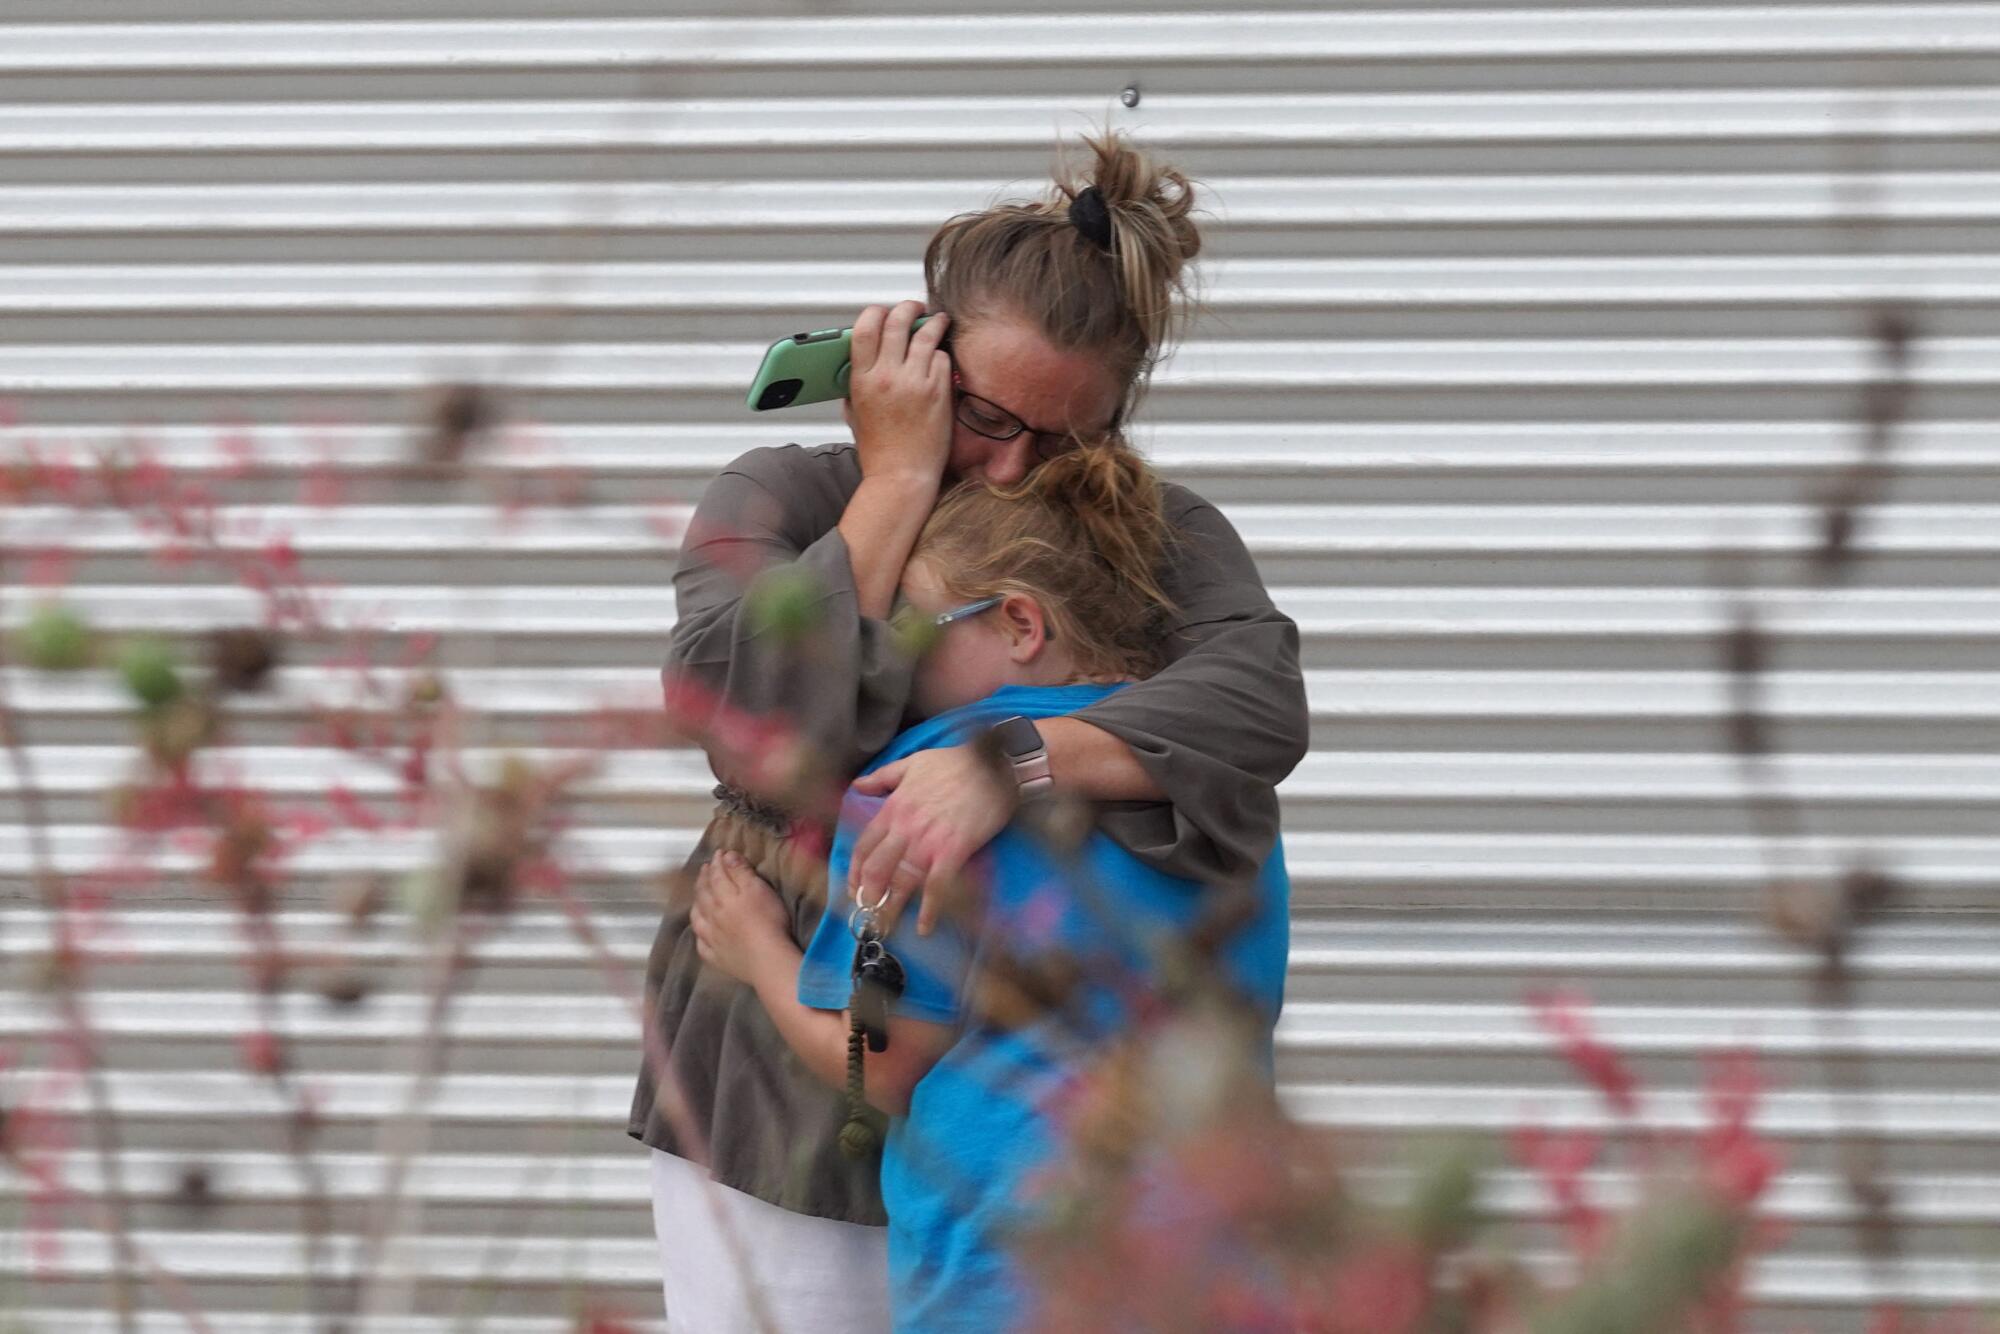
[1,4,1996,1330]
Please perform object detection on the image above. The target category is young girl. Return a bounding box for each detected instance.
[689,445,1291,1333]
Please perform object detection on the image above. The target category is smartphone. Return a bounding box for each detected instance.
[746,315,936,411]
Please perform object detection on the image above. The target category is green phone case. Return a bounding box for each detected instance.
[747,315,935,412]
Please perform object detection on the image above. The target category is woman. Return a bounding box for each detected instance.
[629,129,1308,1331]
[689,446,1291,1332]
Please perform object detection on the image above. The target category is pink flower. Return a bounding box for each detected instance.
[1698,1049,1782,1208]
[328,784,385,833]
[1512,1121,1608,1258]
[1528,987,1640,1119]
[238,1029,284,1077]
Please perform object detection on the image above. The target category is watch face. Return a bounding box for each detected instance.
[992,715,1043,758]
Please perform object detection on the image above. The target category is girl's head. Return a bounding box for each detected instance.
[900,445,1174,718]
[927,129,1205,486]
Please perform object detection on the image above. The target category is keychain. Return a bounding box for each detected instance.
[839,881,907,1158]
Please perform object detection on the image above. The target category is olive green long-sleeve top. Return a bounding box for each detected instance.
[627,441,1308,1222]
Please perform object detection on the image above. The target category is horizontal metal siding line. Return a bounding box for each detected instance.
[4,336,1997,388]
[0,1319,653,1334]
[27,1075,2000,1219]
[12,912,2000,1005]
[10,1148,657,1200]
[1283,1084,2000,1162]
[23,990,2000,1063]
[1207,831,2000,879]
[0,1312,656,1334]
[0,908,664,962]
[6,8,2000,70]
[12,909,1999,973]
[0,742,1995,790]
[1273,1001,2000,1056]
[25,1069,2000,1143]
[36,1157,2000,1234]
[0,990,644,1041]
[23,0,1949,15]
[3,1236,1994,1324]
[1274,584,2000,629]
[7,172,1999,231]
[4,751,2000,825]
[0,830,1994,886]
[0,827,698,877]
[16,938,2000,1019]
[0,1229,662,1289]
[1286,920,2000,972]
[1396,1166,2000,1226]
[2,87,1998,151]
[11,501,2000,555]
[1301,669,2000,716]
[9,666,1998,721]
[1580,1257,2000,1315]
[9,1237,1987,1323]
[7,583,1998,635]
[9,253,2000,308]
[11,420,1990,473]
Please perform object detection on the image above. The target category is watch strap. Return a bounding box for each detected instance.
[990,716,1054,796]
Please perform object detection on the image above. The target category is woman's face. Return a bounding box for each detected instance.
[943,311,1124,487]
[899,559,1020,718]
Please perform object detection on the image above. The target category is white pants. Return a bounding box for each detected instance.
[649,1148,890,1334]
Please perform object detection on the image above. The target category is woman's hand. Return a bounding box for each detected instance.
[844,301,952,485]
[848,743,1017,936]
[690,851,796,987]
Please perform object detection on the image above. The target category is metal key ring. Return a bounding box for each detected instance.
[853,880,892,914]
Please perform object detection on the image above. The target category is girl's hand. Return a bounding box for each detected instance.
[848,743,1016,936]
[844,301,952,485]
[690,852,795,986]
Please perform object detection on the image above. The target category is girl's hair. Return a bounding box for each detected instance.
[913,443,1175,680]
[924,127,1205,426]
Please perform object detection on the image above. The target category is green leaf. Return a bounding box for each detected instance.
[15,604,94,671]
[890,603,941,660]
[1404,1137,1486,1252]
[115,636,184,710]
[745,566,827,641]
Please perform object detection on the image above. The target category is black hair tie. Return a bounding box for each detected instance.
[1068,185,1115,253]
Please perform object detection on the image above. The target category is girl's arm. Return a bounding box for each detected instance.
[847,488,1307,929]
[691,852,953,1117]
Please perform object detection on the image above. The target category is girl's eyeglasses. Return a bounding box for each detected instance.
[931,594,1003,628]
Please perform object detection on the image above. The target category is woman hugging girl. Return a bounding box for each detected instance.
[688,444,1291,1334]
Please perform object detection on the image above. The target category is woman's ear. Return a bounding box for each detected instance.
[996,593,1050,664]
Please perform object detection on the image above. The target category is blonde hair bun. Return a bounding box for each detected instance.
[924,127,1207,426]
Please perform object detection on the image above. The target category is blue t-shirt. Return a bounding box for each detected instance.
[798,683,1291,1334]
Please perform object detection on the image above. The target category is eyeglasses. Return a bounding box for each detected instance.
[931,594,1003,628]
[950,371,1088,463]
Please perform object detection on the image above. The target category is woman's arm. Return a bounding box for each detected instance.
[665,460,915,789]
[1069,490,1310,882]
[847,487,1307,926]
[691,852,953,1116]
[836,302,953,616]
[838,471,941,619]
[666,302,952,788]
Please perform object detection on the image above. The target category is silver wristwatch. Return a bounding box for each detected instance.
[989,715,1053,796]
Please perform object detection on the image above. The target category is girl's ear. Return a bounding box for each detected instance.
[997,592,1050,664]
